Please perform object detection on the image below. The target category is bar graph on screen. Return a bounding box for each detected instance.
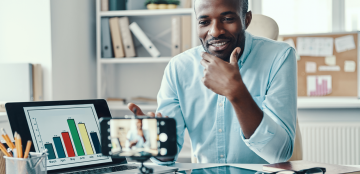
[23,105,111,170]
[307,75,332,96]
[33,117,103,160]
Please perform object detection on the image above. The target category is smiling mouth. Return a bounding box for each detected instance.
[208,41,230,51]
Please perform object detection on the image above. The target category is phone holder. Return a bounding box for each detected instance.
[130,108,154,174]
[130,156,154,174]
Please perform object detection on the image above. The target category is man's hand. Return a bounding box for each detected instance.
[129,140,138,148]
[127,103,166,118]
[200,47,243,99]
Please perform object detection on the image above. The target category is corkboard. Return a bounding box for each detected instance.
[283,32,358,97]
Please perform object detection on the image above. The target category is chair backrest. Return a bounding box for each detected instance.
[289,118,303,161]
[246,14,279,40]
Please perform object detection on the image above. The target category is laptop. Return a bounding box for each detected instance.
[5,99,177,174]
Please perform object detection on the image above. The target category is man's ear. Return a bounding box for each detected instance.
[244,11,252,29]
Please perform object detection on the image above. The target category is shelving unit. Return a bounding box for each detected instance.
[99,8,193,16]
[96,0,198,111]
[100,57,172,64]
[297,97,360,109]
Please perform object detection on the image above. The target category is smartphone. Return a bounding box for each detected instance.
[100,117,177,158]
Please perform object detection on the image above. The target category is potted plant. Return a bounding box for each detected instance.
[145,0,158,10]
[157,0,168,9]
[167,0,180,9]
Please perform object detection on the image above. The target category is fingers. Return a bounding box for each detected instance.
[127,103,145,115]
[147,112,168,118]
[147,112,155,117]
[201,52,215,63]
[230,47,241,65]
[200,59,209,69]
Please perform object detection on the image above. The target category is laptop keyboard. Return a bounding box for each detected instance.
[64,165,138,174]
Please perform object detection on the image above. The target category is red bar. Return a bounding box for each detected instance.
[61,132,76,157]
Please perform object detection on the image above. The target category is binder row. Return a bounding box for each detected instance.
[101,15,192,58]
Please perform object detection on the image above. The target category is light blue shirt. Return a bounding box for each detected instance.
[152,31,297,165]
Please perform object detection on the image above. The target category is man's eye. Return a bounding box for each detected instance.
[224,18,234,22]
[199,21,209,25]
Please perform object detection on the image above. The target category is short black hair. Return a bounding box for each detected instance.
[194,0,249,18]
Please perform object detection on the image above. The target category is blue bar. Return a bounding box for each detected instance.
[53,137,66,158]
[90,132,101,154]
[44,143,56,159]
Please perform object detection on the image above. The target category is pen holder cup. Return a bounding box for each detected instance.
[4,152,47,174]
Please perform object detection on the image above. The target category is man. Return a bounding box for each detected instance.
[128,0,297,165]
[125,119,150,149]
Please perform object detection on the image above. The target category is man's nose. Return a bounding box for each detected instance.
[208,20,225,38]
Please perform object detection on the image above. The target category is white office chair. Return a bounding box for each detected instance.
[191,14,303,163]
[246,14,279,40]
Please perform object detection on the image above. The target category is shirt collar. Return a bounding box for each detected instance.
[238,31,253,67]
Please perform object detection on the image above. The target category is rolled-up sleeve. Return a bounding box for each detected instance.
[150,59,186,165]
[240,48,297,163]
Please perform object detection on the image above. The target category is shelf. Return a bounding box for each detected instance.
[99,8,193,17]
[108,98,360,110]
[100,57,172,64]
[297,97,360,109]
[108,102,157,111]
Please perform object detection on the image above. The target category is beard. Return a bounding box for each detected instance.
[200,29,246,62]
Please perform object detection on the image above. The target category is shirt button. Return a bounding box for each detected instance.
[218,129,222,133]
[220,155,224,158]
[218,103,223,107]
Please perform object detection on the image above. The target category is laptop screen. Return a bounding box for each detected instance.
[23,104,113,171]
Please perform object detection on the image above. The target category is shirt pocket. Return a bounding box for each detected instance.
[252,95,264,109]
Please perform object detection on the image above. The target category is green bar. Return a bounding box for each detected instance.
[67,119,85,156]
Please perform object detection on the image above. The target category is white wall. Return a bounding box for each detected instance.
[0,0,53,100]
[50,0,97,100]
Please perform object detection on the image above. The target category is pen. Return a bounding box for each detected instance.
[7,148,13,157]
[0,142,12,157]
[1,128,15,149]
[23,140,32,158]
[34,149,48,168]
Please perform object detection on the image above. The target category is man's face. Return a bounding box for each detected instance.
[195,0,249,62]
[136,119,142,130]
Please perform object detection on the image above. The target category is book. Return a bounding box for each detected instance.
[109,17,125,58]
[101,18,114,58]
[263,160,360,174]
[129,22,161,57]
[109,0,126,10]
[119,17,136,57]
[32,64,43,101]
[172,16,181,56]
[184,0,192,8]
[101,0,109,11]
[0,103,5,112]
[181,15,192,52]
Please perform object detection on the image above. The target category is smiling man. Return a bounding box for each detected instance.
[128,0,297,164]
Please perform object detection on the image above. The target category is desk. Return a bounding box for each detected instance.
[137,163,360,173]
[134,163,264,172]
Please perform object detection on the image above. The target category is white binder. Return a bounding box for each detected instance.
[172,16,181,56]
[119,17,136,57]
[0,63,33,102]
[129,22,161,57]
